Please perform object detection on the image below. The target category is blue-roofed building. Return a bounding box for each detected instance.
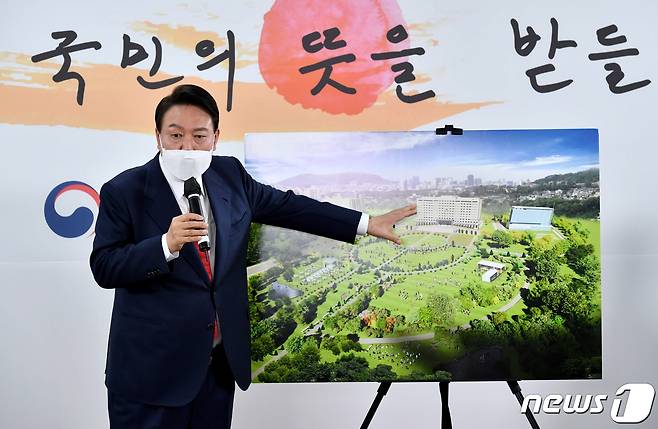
[508,206,553,231]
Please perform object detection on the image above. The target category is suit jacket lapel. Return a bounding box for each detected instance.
[144,154,211,288]
[203,165,231,286]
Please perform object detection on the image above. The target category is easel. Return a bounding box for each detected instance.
[359,380,540,428]
[359,126,541,429]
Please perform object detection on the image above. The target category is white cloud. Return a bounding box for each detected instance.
[522,155,572,167]
[245,131,443,160]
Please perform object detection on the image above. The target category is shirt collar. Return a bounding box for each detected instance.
[158,153,205,202]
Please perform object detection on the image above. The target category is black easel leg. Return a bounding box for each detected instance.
[507,380,541,429]
[360,382,392,429]
[439,382,452,429]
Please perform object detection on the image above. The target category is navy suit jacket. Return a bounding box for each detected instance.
[90,154,361,406]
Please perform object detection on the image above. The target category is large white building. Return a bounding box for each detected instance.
[416,196,482,234]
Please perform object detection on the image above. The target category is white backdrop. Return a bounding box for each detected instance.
[1,1,657,428]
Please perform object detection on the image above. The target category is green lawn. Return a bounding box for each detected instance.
[357,241,401,266]
[390,246,465,271]
[317,333,466,378]
[503,296,527,318]
[448,233,476,247]
[575,219,601,258]
[400,233,435,246]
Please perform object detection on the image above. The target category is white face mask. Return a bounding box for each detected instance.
[159,146,213,181]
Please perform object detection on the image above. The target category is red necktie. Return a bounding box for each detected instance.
[195,242,219,344]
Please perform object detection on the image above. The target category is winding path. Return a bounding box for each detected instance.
[251,349,288,380]
[359,332,435,344]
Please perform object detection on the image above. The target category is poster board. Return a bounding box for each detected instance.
[246,129,601,382]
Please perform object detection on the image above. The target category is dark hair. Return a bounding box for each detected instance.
[154,84,219,132]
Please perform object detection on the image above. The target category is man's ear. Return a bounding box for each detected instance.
[155,128,162,150]
[212,129,220,151]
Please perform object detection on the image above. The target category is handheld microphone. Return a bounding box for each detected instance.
[183,177,211,252]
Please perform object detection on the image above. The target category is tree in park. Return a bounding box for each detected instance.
[490,311,508,326]
[526,278,593,327]
[514,308,579,378]
[460,318,500,348]
[458,293,474,314]
[321,336,341,355]
[527,243,562,282]
[565,243,600,285]
[460,280,496,307]
[565,243,594,266]
[270,313,297,347]
[573,221,590,240]
[491,230,513,247]
[247,274,266,322]
[385,316,397,333]
[374,314,387,337]
[286,335,309,354]
[519,231,534,246]
[251,333,275,361]
[289,341,331,382]
[331,353,371,382]
[323,315,338,331]
[371,364,397,381]
[418,292,456,328]
[510,258,524,274]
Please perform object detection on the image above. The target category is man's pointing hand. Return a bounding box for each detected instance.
[366,204,417,245]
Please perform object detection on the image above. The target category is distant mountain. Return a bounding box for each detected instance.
[276,172,396,188]
[534,168,599,185]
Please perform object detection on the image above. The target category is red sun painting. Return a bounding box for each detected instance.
[259,0,410,115]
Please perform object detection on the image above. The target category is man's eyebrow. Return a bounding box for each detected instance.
[165,124,210,132]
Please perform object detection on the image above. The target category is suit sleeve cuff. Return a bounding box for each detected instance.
[161,234,180,262]
[356,213,369,236]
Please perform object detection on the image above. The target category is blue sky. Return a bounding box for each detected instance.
[245,129,599,184]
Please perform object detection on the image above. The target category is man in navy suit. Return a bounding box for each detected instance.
[90,84,416,428]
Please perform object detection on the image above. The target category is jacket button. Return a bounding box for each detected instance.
[206,323,214,330]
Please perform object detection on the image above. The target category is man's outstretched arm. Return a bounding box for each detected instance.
[234,157,417,245]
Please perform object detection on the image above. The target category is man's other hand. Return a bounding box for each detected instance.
[166,213,208,253]
[366,204,417,245]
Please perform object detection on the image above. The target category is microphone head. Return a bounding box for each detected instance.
[184,177,202,197]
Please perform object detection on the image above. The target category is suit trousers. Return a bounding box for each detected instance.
[108,344,235,429]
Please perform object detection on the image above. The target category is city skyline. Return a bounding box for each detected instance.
[245,129,599,184]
